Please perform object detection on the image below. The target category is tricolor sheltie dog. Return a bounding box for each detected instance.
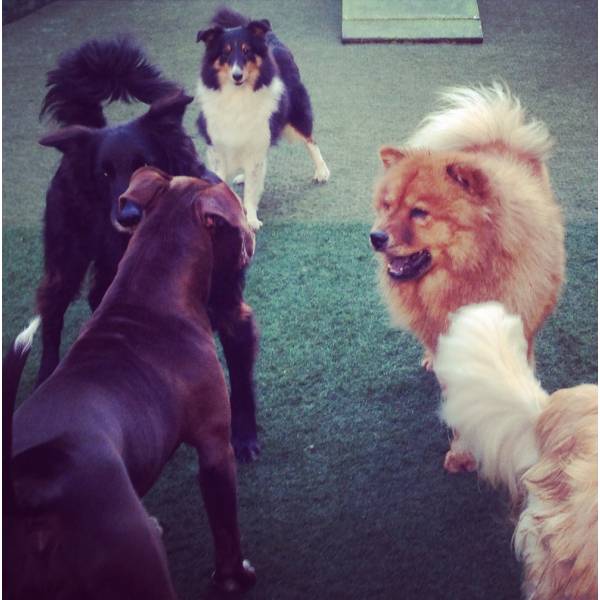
[195,7,330,230]
[435,302,597,600]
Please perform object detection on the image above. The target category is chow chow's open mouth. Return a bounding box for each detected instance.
[387,249,432,281]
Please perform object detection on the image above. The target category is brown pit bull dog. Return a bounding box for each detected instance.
[4,167,257,598]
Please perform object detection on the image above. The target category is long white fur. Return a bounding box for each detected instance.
[434,302,548,499]
[406,82,554,162]
[196,76,284,229]
[14,315,41,354]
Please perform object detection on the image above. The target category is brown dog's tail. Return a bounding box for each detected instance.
[3,316,40,511]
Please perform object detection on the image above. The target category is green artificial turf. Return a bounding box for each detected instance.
[3,222,596,599]
[3,1,597,599]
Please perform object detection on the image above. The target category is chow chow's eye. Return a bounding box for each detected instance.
[410,207,429,221]
[102,164,114,179]
[381,201,391,211]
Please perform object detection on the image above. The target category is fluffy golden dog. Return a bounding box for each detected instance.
[435,302,597,600]
[371,84,565,368]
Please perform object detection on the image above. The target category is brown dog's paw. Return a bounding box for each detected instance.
[443,449,477,473]
[212,559,256,593]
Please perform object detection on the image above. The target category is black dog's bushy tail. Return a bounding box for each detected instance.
[3,317,40,510]
[211,6,249,28]
[40,37,181,128]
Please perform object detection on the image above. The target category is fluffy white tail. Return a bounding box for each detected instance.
[407,82,554,164]
[434,302,548,499]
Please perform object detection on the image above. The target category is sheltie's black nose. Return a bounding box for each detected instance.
[232,71,243,83]
[370,230,389,251]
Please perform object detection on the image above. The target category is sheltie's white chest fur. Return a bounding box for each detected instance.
[196,77,284,170]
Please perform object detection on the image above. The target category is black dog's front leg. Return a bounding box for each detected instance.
[35,258,89,386]
[88,232,129,311]
[217,304,260,463]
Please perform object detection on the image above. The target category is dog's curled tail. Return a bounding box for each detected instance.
[407,82,554,164]
[40,37,181,128]
[211,6,249,28]
[3,316,40,508]
[434,302,548,500]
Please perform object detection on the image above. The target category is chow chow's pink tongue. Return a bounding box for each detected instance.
[388,256,412,277]
[387,249,432,280]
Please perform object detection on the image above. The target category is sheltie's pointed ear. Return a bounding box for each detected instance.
[379,146,407,169]
[197,26,223,44]
[247,19,271,37]
[446,163,489,199]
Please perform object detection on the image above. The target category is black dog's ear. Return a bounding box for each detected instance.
[142,91,194,127]
[247,19,271,37]
[197,26,223,44]
[39,125,95,154]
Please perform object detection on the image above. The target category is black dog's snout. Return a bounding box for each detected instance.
[232,71,243,82]
[117,199,143,228]
[370,230,389,251]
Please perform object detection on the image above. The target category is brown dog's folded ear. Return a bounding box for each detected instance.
[196,183,255,263]
[119,167,172,215]
[379,146,407,169]
[196,182,245,230]
[446,163,489,198]
[39,125,95,154]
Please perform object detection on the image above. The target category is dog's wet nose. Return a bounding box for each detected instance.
[370,230,389,251]
[117,199,143,228]
[232,71,243,83]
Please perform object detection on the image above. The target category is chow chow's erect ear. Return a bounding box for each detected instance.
[379,146,407,169]
[446,163,489,198]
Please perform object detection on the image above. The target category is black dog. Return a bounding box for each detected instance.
[35,37,260,460]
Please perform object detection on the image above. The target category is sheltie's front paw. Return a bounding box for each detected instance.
[313,162,330,183]
[246,214,263,231]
